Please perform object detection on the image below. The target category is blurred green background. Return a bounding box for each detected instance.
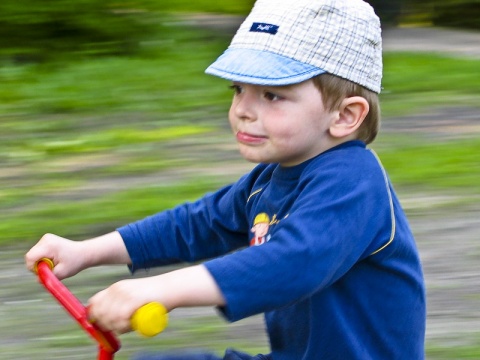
[1,0,479,359]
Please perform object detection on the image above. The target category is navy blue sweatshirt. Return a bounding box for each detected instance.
[118,141,426,359]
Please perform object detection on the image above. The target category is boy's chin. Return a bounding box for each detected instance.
[239,151,271,165]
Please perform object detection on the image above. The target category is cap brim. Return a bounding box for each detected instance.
[205,48,326,86]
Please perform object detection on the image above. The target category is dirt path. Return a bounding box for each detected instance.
[382,27,480,59]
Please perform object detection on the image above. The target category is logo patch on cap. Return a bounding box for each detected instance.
[250,22,279,35]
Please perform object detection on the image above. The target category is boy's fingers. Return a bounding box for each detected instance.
[87,288,136,334]
[86,304,96,324]
[25,251,48,272]
[25,234,56,270]
[87,290,110,328]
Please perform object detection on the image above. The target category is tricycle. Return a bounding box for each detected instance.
[33,258,168,359]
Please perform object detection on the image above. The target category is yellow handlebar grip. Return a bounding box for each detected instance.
[131,302,168,337]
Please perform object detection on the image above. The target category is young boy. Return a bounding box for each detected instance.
[25,0,426,359]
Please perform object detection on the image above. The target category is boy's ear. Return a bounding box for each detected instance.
[329,96,369,139]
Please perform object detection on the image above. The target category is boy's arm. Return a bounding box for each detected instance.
[80,231,131,266]
[87,264,225,333]
[25,231,131,280]
[118,170,263,270]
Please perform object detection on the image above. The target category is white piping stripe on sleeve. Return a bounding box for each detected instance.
[369,149,396,255]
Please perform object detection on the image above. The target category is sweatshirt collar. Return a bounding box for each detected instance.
[272,140,366,180]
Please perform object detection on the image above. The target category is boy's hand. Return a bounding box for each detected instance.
[87,277,160,334]
[25,231,131,280]
[25,233,87,280]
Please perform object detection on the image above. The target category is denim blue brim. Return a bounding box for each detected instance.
[205,48,326,86]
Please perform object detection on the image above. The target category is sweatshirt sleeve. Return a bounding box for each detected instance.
[116,166,267,272]
[204,149,395,322]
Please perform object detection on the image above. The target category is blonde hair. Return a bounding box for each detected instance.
[312,74,380,144]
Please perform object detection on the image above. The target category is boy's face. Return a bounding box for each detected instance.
[229,79,337,167]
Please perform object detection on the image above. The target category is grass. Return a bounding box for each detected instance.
[1,180,222,243]
[0,25,232,116]
[27,125,214,155]
[427,342,480,359]
[381,52,480,116]
[375,137,480,192]
[1,20,480,246]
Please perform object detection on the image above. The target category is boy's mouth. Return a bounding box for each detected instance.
[236,131,267,145]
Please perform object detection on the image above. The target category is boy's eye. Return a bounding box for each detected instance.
[229,84,243,95]
[264,91,282,101]
[229,84,282,101]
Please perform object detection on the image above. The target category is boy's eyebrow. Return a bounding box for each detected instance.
[233,82,296,91]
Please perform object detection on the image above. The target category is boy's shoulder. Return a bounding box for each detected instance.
[305,141,380,175]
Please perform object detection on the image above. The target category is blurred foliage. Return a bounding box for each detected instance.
[0,0,158,60]
[147,0,255,14]
[0,23,233,116]
[367,0,480,29]
[366,0,403,25]
[432,0,480,30]
[0,0,253,61]
[0,0,477,63]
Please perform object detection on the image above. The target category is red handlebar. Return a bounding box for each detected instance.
[35,259,121,360]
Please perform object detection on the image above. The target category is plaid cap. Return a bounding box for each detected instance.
[205,0,383,93]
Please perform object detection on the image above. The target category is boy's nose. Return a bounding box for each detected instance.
[232,94,256,122]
